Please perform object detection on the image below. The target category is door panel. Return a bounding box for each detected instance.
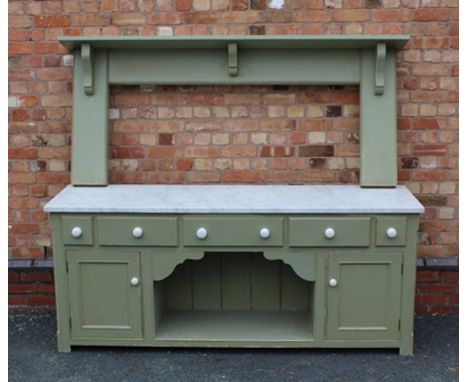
[326,252,402,341]
[67,251,142,340]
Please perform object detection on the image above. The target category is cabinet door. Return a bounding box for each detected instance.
[326,252,402,341]
[67,251,142,340]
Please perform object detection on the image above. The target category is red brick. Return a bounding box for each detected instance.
[111,147,145,159]
[175,0,192,10]
[441,272,459,283]
[372,9,409,22]
[26,296,56,306]
[9,272,19,283]
[36,172,70,184]
[20,271,52,282]
[34,16,70,27]
[415,295,447,305]
[36,68,71,80]
[426,284,458,294]
[148,13,182,25]
[159,133,174,145]
[176,159,194,171]
[414,8,450,22]
[71,14,109,26]
[413,144,446,156]
[413,118,440,130]
[417,271,440,282]
[111,13,146,25]
[9,43,32,55]
[223,145,258,158]
[147,146,182,158]
[11,109,29,121]
[333,9,369,22]
[223,170,260,183]
[184,147,220,158]
[9,296,27,306]
[8,148,38,159]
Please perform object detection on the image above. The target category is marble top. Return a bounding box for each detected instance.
[44,185,424,214]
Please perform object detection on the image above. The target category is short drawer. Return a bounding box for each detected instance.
[97,217,178,246]
[62,216,93,246]
[375,217,407,247]
[183,217,284,247]
[289,217,371,247]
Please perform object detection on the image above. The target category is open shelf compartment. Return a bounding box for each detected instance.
[153,252,314,343]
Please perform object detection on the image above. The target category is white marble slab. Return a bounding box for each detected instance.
[44,185,424,214]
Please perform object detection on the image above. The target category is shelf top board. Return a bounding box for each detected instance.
[58,35,410,51]
[44,185,424,214]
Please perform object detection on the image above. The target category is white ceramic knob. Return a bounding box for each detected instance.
[71,227,82,238]
[130,277,139,286]
[329,278,338,287]
[196,227,208,240]
[132,227,144,238]
[386,227,398,239]
[259,227,270,239]
[324,227,336,239]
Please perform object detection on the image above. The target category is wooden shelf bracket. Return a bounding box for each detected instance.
[375,42,386,96]
[82,43,94,95]
[228,42,238,77]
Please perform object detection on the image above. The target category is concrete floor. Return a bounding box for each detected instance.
[9,312,458,382]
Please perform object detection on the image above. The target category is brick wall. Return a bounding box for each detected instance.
[8,0,458,313]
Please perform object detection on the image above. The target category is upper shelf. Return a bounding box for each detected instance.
[58,35,410,51]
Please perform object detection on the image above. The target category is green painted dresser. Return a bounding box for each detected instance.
[45,185,423,354]
[44,35,425,355]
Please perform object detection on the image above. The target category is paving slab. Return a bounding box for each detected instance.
[9,312,458,382]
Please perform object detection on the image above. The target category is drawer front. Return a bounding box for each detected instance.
[289,217,371,247]
[375,217,407,247]
[62,216,93,246]
[183,217,284,247]
[98,217,178,246]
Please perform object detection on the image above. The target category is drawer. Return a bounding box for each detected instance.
[289,217,371,247]
[62,216,93,246]
[97,217,178,246]
[375,217,407,247]
[183,217,284,247]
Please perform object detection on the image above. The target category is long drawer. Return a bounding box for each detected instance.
[289,217,371,247]
[97,216,178,246]
[183,216,284,247]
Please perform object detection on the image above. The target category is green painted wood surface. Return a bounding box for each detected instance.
[62,35,407,187]
[62,216,93,246]
[360,48,398,187]
[326,252,402,341]
[160,252,309,312]
[50,212,420,353]
[109,49,360,85]
[183,216,284,247]
[71,49,109,185]
[399,215,420,355]
[155,310,313,342]
[97,216,178,246]
[375,216,407,247]
[50,215,71,352]
[193,254,222,310]
[264,250,316,281]
[58,35,410,51]
[67,250,143,340]
[289,217,371,247]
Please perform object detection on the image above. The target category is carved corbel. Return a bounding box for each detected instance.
[81,43,94,95]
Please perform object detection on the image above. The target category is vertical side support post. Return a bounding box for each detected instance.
[399,215,420,356]
[360,47,397,187]
[71,48,109,185]
[51,214,71,352]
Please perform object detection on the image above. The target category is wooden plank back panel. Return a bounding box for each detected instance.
[162,252,311,312]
